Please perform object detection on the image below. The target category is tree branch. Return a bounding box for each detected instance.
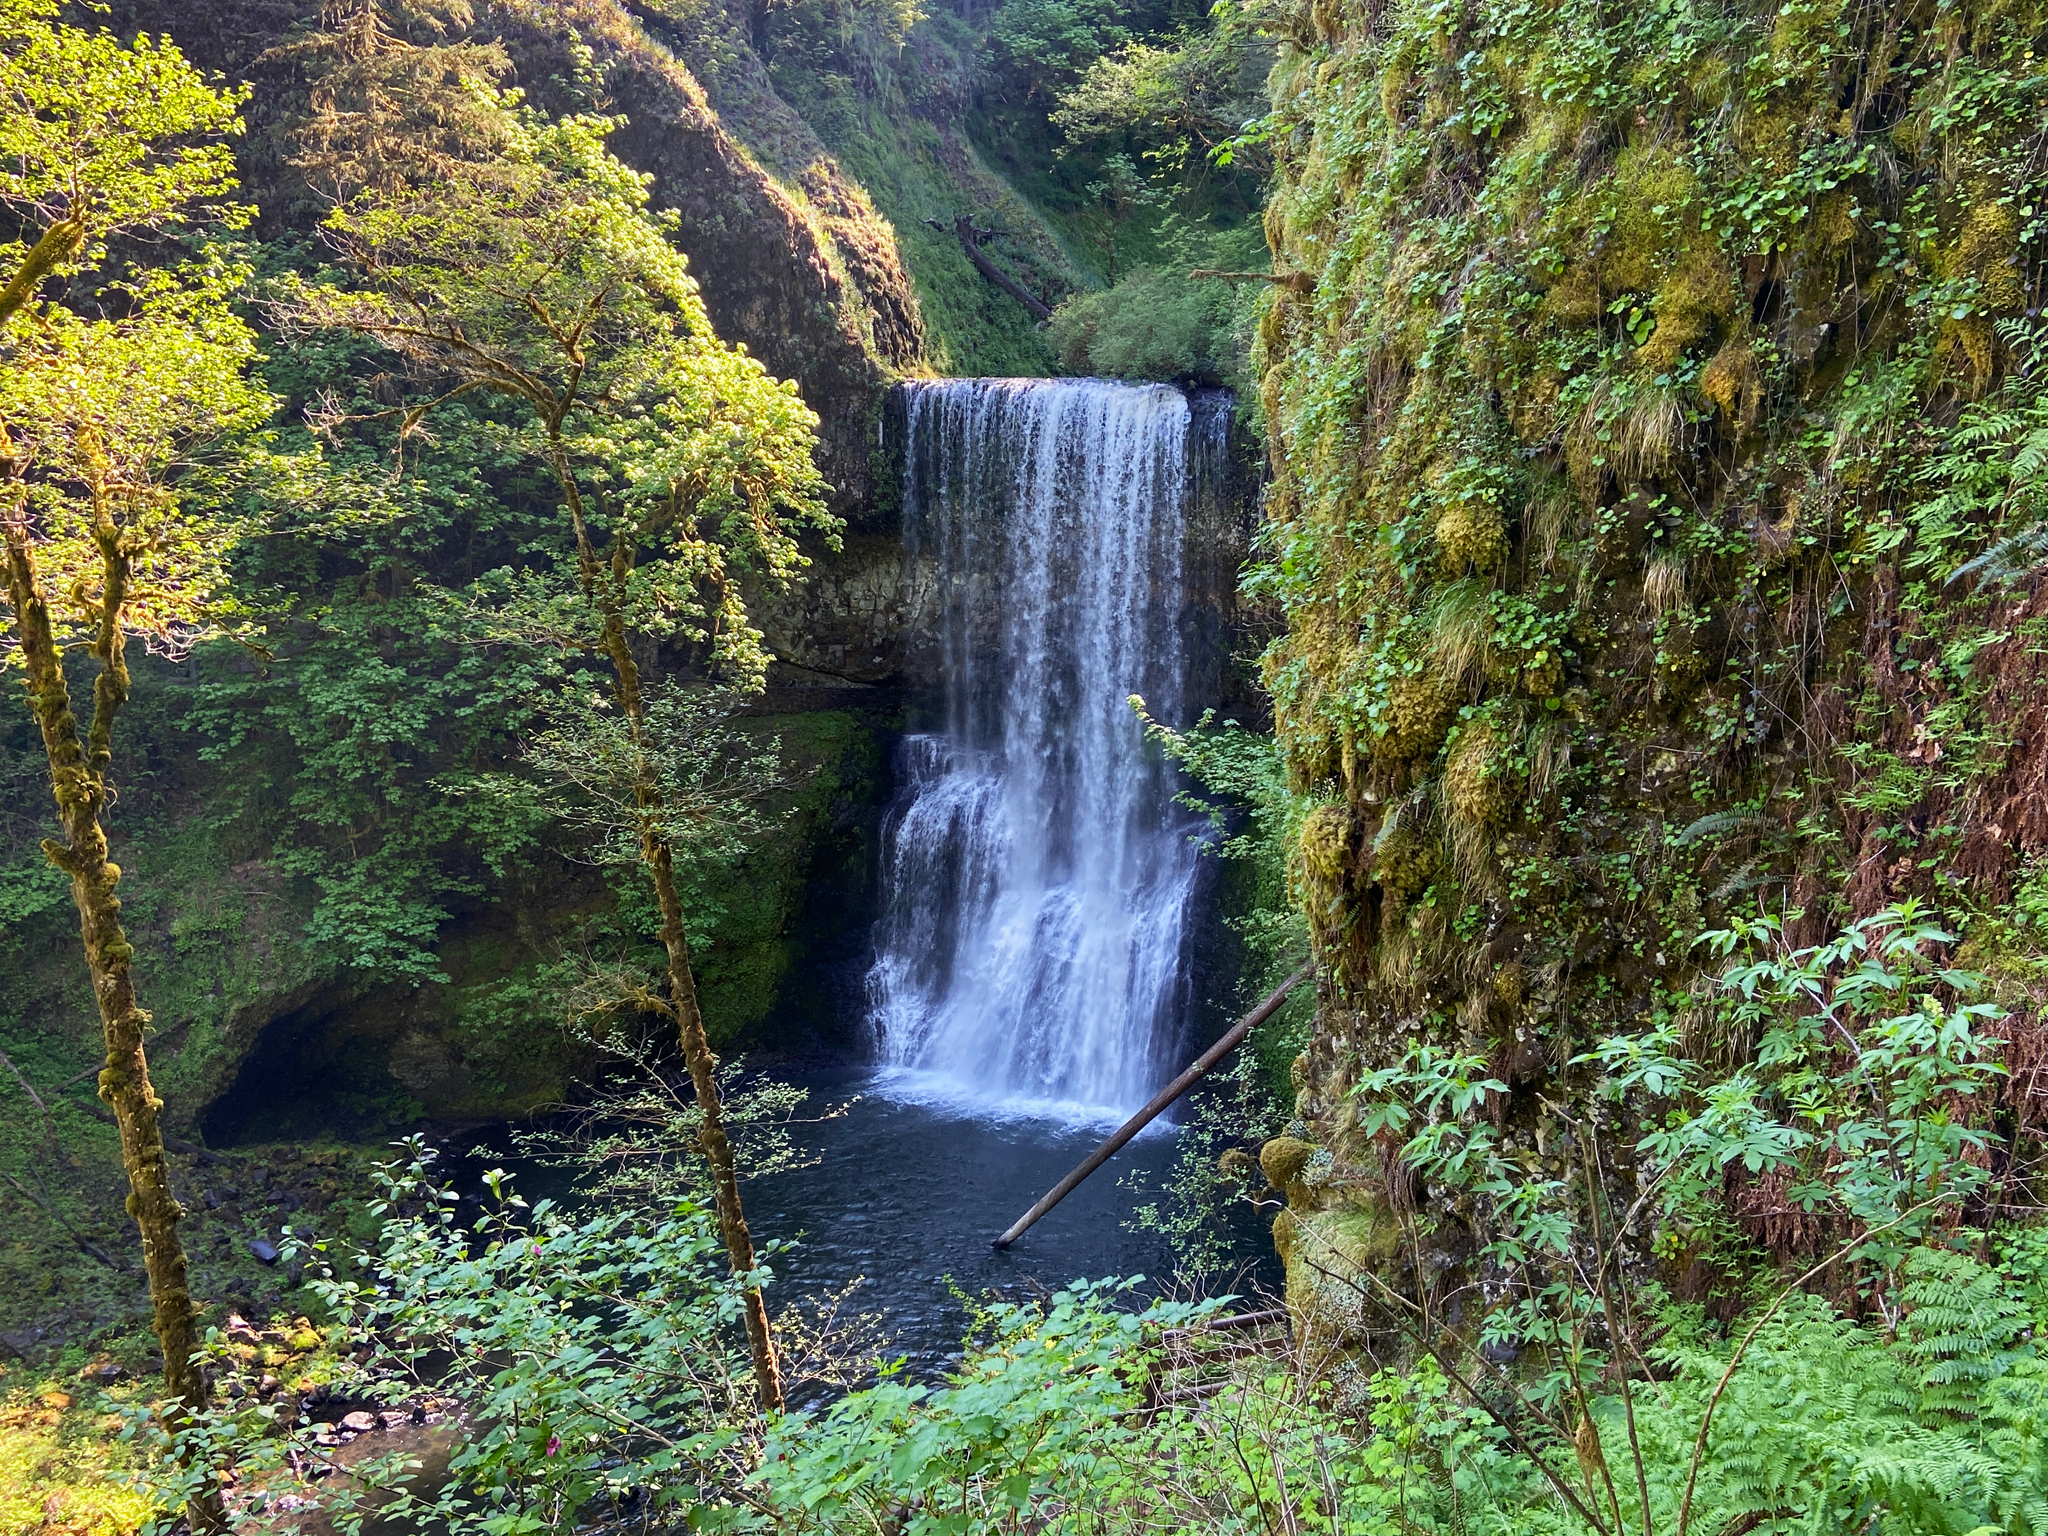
[1189,269,1314,295]
[0,212,86,329]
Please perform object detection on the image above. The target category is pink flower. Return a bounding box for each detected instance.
[545,1435,560,1457]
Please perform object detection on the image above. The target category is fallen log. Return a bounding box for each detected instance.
[991,963,1313,1250]
[934,215,1054,320]
[1160,1307,1290,1343]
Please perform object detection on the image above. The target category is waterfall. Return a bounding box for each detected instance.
[867,378,1224,1117]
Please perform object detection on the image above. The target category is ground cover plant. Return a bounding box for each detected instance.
[97,908,2048,1533]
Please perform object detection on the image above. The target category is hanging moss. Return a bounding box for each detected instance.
[1369,814,1438,898]
[1441,720,1511,830]
[1378,672,1459,761]
[1249,0,2048,1318]
[1434,495,1508,573]
[1294,801,1354,919]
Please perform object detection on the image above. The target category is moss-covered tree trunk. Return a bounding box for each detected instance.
[1,511,211,1428]
[551,444,787,1414]
[638,767,788,1415]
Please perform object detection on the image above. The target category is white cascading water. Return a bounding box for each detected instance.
[867,378,1218,1117]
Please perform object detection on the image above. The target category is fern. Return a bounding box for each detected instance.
[1932,320,2048,586]
[1673,809,1773,847]
[1902,1248,2032,1421]
[1951,519,2048,585]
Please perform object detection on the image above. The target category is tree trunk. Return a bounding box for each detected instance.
[642,818,788,1414]
[949,217,1054,321]
[554,456,786,1413]
[1,519,219,1521]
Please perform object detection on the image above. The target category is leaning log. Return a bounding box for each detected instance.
[991,963,1314,1250]
[946,215,1054,320]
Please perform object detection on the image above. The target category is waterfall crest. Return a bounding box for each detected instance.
[867,378,1221,1117]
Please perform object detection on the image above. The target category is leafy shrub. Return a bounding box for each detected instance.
[117,1140,2048,1536]
[123,1142,766,1534]
[983,0,1140,102]
[1046,223,1266,385]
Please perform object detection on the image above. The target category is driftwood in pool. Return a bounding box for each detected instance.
[990,963,1315,1250]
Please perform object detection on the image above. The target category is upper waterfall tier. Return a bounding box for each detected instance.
[867,378,1227,1117]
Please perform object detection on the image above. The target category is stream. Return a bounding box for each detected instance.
[730,1070,1229,1383]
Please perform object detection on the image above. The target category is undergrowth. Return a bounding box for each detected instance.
[0,1373,149,1536]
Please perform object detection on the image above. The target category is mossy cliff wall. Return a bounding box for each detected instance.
[1250,0,2048,1329]
[626,0,1074,378]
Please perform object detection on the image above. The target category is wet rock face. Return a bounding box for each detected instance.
[763,382,1265,704]
[751,532,947,691]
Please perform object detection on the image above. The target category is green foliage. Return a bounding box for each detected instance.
[1901,1245,2032,1421]
[1936,321,2048,584]
[1344,904,2006,1418]
[513,1054,828,1211]
[0,0,272,658]
[1595,904,2004,1267]
[0,257,274,657]
[189,608,557,982]
[984,0,1139,102]
[1047,221,1266,385]
[760,1281,1219,1531]
[973,0,1267,319]
[0,854,65,924]
[485,684,785,896]
[1129,700,1312,1264]
[126,1142,764,1534]
[1309,903,2047,1534]
[294,93,833,685]
[0,0,246,277]
[125,1228,2048,1534]
[1050,2,1271,180]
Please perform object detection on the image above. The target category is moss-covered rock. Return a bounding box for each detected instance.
[1252,0,2048,1304]
[1258,1134,1317,1195]
[1272,1200,1403,1351]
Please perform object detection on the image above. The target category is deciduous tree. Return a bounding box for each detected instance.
[286,12,834,1410]
[0,0,268,1462]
